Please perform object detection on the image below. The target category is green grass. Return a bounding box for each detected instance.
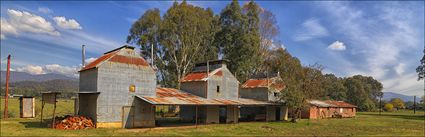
[1,98,424,136]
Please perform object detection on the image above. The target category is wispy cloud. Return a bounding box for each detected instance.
[318,1,423,95]
[37,7,52,14]
[293,18,328,41]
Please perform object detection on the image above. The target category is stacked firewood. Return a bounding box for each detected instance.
[54,115,95,130]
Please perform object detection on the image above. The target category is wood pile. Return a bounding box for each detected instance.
[54,115,95,130]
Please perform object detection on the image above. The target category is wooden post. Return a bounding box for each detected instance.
[40,98,45,125]
[3,55,11,119]
[379,96,382,115]
[51,94,57,128]
[413,96,416,114]
[265,106,268,122]
[195,106,198,127]
[233,106,236,124]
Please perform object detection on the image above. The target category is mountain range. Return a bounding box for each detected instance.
[1,71,76,82]
[382,92,420,103]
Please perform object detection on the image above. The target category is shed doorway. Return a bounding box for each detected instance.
[275,107,281,121]
[219,106,227,123]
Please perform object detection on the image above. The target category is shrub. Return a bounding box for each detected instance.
[384,103,394,111]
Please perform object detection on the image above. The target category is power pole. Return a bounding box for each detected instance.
[413,96,416,114]
[3,55,11,119]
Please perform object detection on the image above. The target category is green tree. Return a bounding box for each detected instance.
[390,98,405,110]
[301,64,326,99]
[128,1,218,88]
[416,49,425,80]
[384,103,394,111]
[323,74,347,101]
[216,0,261,82]
[267,47,306,122]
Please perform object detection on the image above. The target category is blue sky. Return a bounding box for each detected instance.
[1,1,424,96]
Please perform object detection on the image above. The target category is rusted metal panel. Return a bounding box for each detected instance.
[80,51,118,72]
[325,100,357,108]
[241,78,285,91]
[138,88,273,106]
[109,55,149,66]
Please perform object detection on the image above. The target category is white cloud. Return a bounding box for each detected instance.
[0,18,18,39]
[44,64,78,77]
[85,57,97,64]
[1,9,60,39]
[293,18,329,41]
[38,7,52,14]
[5,9,60,36]
[16,65,44,75]
[16,64,78,77]
[53,16,82,30]
[328,41,346,51]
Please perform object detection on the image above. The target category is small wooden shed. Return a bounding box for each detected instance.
[19,96,35,118]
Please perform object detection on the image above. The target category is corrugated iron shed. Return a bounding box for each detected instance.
[138,88,274,106]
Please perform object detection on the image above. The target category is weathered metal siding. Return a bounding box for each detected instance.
[266,106,276,121]
[207,67,239,100]
[206,106,219,124]
[226,106,238,123]
[268,90,279,102]
[239,88,269,101]
[181,81,206,98]
[79,69,97,91]
[95,49,156,123]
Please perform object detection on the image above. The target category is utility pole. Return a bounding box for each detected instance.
[413,96,416,114]
[379,96,382,115]
[3,55,11,119]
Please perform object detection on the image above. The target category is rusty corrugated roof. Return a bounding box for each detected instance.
[80,51,118,72]
[109,55,149,66]
[325,100,357,108]
[309,100,357,108]
[138,87,273,106]
[241,78,285,91]
[179,68,223,82]
[79,48,149,72]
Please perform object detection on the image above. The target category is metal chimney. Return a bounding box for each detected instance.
[82,45,86,67]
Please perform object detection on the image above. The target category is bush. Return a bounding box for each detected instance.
[384,103,394,111]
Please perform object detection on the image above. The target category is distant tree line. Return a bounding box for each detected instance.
[127,0,384,114]
[1,79,78,98]
[382,97,425,111]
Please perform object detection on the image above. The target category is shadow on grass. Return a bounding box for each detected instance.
[360,113,425,121]
[19,119,51,128]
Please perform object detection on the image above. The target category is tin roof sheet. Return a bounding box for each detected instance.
[241,78,285,91]
[325,100,357,108]
[179,68,223,82]
[309,100,357,108]
[138,88,274,106]
[79,48,149,72]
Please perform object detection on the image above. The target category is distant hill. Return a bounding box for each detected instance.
[1,71,76,82]
[383,92,418,102]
